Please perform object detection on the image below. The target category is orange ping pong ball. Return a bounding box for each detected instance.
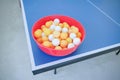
[42,41,52,48]
[71,26,79,33]
[43,28,52,36]
[63,22,70,28]
[34,29,42,38]
[60,40,68,48]
[66,37,72,43]
[45,20,53,28]
[41,25,46,29]
[55,46,62,50]
[37,37,42,43]
[58,23,64,28]
[60,32,68,40]
[42,36,48,41]
[53,31,60,38]
[77,32,82,38]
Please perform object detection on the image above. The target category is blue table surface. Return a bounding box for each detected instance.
[90,0,120,24]
[22,0,120,66]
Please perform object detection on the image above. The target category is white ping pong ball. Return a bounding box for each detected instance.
[67,43,75,48]
[73,38,81,45]
[55,26,62,32]
[49,24,55,30]
[54,18,60,25]
[41,32,45,37]
[70,33,76,39]
[48,34,54,41]
[62,27,68,33]
[52,38,60,46]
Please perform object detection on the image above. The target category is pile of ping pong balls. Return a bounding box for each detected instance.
[34,18,82,50]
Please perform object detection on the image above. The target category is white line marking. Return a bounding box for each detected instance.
[20,0,36,70]
[87,0,120,26]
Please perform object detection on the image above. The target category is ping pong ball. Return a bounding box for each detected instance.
[34,29,42,38]
[41,32,45,37]
[71,26,79,33]
[55,46,62,50]
[73,38,81,45]
[58,23,64,28]
[55,26,62,32]
[42,41,51,48]
[66,37,72,43]
[60,40,68,48]
[50,43,55,49]
[63,22,69,28]
[52,38,60,46]
[60,32,68,40]
[62,27,68,33]
[54,18,60,25]
[42,36,48,41]
[45,21,53,28]
[50,24,55,30]
[48,34,54,41]
[53,31,60,38]
[37,38,42,43]
[67,43,75,48]
[77,32,82,38]
[43,28,51,36]
[70,33,76,39]
[41,25,46,30]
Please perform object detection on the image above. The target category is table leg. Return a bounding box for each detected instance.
[18,0,21,8]
[116,49,120,55]
[54,68,57,74]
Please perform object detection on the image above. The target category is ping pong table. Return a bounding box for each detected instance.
[20,0,120,75]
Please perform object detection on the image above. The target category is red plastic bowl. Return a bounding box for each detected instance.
[32,15,85,57]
